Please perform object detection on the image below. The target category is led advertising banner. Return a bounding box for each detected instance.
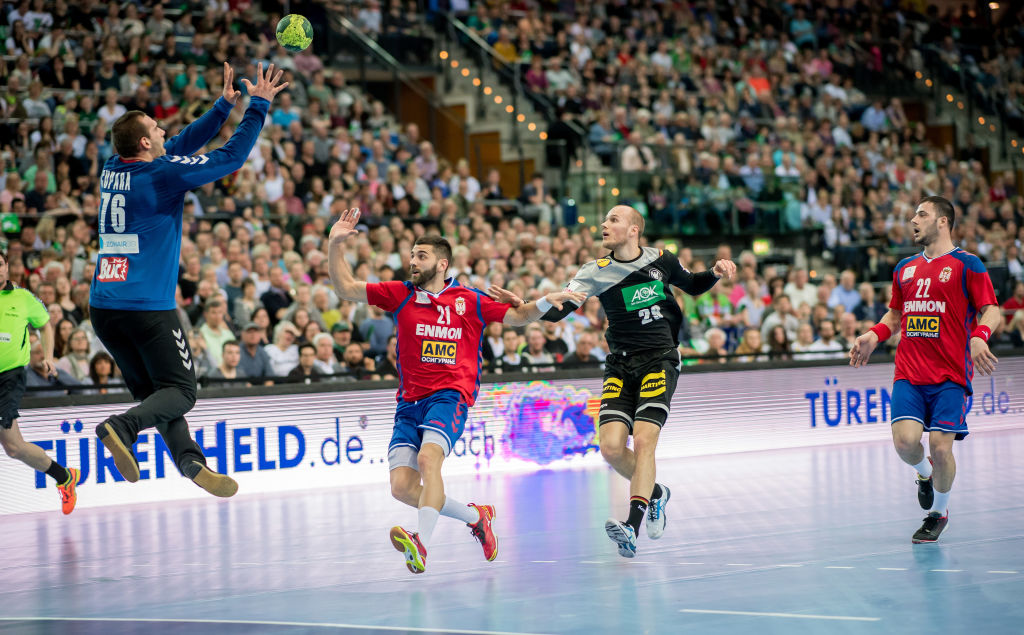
[2,360,1022,515]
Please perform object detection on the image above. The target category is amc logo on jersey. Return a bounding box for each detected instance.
[421,340,457,365]
[905,315,940,338]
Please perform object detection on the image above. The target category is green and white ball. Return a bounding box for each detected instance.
[276,14,313,52]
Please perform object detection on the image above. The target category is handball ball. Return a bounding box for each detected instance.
[276,14,313,52]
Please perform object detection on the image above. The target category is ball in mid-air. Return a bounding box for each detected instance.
[276,14,313,52]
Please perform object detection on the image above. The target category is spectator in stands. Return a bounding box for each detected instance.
[790,323,816,358]
[494,329,524,374]
[807,319,845,360]
[25,340,79,397]
[1002,281,1024,325]
[522,325,555,371]
[266,320,301,377]
[853,282,887,323]
[54,327,90,383]
[238,322,273,383]
[561,330,600,368]
[375,335,399,380]
[767,325,791,360]
[198,298,236,368]
[359,305,394,358]
[207,340,249,388]
[286,343,322,384]
[341,342,376,380]
[828,270,861,313]
[734,328,767,362]
[312,333,344,376]
[86,351,125,395]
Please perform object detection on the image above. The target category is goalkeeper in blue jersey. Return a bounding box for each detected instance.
[88,63,288,497]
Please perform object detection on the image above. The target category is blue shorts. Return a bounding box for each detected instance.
[891,380,969,440]
[389,390,469,456]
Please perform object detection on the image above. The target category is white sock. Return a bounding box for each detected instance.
[440,496,480,524]
[929,490,950,517]
[912,455,933,479]
[417,506,440,547]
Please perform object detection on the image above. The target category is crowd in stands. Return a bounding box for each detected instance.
[2,1,1024,396]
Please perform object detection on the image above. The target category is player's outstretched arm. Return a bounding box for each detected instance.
[849,307,901,368]
[503,290,587,326]
[164,62,241,157]
[971,304,1001,375]
[327,207,369,303]
[159,64,287,192]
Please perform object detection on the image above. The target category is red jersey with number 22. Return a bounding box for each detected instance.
[366,279,510,405]
[889,248,997,394]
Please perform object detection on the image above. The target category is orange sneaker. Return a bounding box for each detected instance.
[58,467,79,515]
[389,526,427,574]
[468,503,498,561]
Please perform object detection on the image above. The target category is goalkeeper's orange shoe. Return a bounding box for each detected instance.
[468,503,498,561]
[58,467,79,515]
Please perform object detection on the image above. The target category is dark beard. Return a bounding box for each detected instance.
[412,267,437,287]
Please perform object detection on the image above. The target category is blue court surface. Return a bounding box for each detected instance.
[1,429,1022,635]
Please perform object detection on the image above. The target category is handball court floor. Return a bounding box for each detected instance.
[1,430,1023,635]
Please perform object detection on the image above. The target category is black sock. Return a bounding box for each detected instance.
[626,496,649,534]
[651,483,663,500]
[46,461,70,484]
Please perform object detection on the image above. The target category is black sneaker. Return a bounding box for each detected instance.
[912,512,948,544]
[95,419,140,482]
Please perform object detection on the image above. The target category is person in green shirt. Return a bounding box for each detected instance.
[0,249,79,514]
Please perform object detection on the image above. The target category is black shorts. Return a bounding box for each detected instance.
[599,347,681,432]
[0,366,27,429]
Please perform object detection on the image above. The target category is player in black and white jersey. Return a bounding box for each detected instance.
[493,205,735,556]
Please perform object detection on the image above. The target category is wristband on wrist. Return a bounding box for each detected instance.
[536,297,553,313]
[972,325,992,342]
[869,323,892,342]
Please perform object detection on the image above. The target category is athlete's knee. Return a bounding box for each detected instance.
[599,435,627,464]
[416,445,444,475]
[891,429,922,454]
[389,475,415,502]
[930,444,955,466]
[1,438,24,461]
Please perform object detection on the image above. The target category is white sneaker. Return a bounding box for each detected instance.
[646,485,671,540]
[605,519,637,558]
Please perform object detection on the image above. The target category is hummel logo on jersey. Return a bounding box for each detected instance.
[902,265,917,281]
[621,281,666,311]
[172,328,193,370]
[167,155,210,165]
[96,257,129,282]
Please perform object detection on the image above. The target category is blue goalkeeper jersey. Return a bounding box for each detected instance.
[89,96,270,311]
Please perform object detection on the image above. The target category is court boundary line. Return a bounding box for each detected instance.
[681,609,881,622]
[0,617,555,635]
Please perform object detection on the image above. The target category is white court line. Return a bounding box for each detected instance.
[930,569,963,572]
[0,617,555,635]
[988,570,1019,574]
[681,609,880,622]
[775,564,802,568]
[877,568,907,571]
[825,566,854,569]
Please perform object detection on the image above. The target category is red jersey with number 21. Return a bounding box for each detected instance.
[889,248,997,394]
[365,279,510,405]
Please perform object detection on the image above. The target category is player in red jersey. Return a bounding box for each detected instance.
[850,196,1001,543]
[327,208,585,573]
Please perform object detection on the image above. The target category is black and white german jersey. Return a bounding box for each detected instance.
[543,247,719,355]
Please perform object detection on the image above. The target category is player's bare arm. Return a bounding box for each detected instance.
[971,304,1001,376]
[38,320,56,378]
[502,290,587,326]
[849,307,902,368]
[327,207,369,303]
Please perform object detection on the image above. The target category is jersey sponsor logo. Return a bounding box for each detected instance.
[902,265,917,281]
[902,300,946,313]
[167,154,210,165]
[415,291,430,304]
[421,340,457,365]
[621,281,666,311]
[939,266,952,283]
[601,376,623,399]
[415,324,463,339]
[905,315,940,338]
[639,370,667,398]
[97,257,129,282]
[0,333,10,343]
[648,268,663,280]
[98,233,140,254]
[596,258,611,268]
[455,297,466,315]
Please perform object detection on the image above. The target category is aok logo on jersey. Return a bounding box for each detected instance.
[621,281,665,311]
[421,340,457,365]
[905,315,940,338]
